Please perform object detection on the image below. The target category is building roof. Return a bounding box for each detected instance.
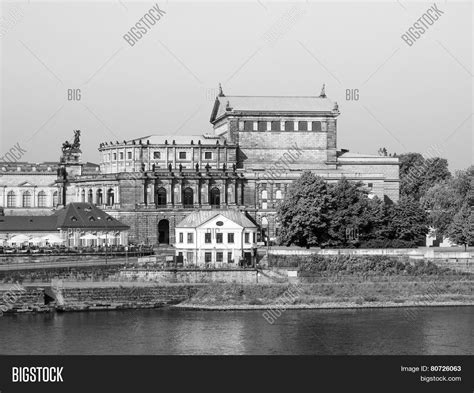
[337,151,399,162]
[176,210,257,229]
[0,216,58,232]
[51,203,129,230]
[0,203,129,232]
[122,134,226,146]
[210,95,338,122]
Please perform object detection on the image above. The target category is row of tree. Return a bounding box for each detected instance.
[277,159,473,249]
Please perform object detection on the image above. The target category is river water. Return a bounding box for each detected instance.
[0,307,472,355]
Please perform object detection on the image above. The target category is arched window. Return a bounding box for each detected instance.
[22,191,32,207]
[37,191,47,207]
[7,191,16,207]
[96,189,103,205]
[275,190,282,199]
[183,187,194,207]
[88,189,93,204]
[156,187,167,206]
[107,188,114,206]
[81,189,86,202]
[210,187,220,207]
[261,190,268,199]
[52,191,59,206]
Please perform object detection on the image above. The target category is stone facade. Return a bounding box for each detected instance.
[0,87,400,245]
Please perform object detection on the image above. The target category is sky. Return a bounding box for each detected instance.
[0,0,472,171]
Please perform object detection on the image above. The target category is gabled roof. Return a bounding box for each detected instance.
[176,210,257,229]
[52,203,129,230]
[0,203,129,232]
[210,95,338,123]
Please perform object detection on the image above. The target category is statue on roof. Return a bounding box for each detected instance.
[62,130,81,154]
[73,130,81,149]
[218,83,225,97]
[319,84,326,98]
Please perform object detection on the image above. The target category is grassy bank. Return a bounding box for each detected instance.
[175,277,474,310]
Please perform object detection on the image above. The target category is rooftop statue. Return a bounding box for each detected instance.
[62,130,81,153]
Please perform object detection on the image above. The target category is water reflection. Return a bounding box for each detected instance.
[0,307,472,355]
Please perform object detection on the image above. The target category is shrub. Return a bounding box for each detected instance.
[298,255,458,276]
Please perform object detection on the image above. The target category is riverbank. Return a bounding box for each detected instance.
[1,274,473,314]
[173,278,474,310]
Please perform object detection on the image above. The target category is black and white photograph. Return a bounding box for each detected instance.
[0,0,472,391]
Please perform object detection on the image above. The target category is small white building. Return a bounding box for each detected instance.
[174,210,258,267]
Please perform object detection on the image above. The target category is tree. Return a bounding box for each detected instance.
[399,153,451,200]
[277,172,333,248]
[421,165,474,238]
[383,197,429,244]
[421,181,459,237]
[325,178,382,247]
[447,203,473,250]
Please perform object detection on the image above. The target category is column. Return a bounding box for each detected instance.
[220,180,226,207]
[202,181,209,205]
[229,181,236,205]
[175,182,182,206]
[166,180,173,207]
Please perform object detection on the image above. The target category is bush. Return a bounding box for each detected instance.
[298,255,457,276]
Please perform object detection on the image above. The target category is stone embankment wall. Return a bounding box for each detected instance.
[0,265,124,283]
[0,286,50,314]
[54,284,202,312]
[268,247,473,260]
[118,268,282,284]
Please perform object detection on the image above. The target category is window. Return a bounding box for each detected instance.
[87,190,93,204]
[210,187,220,206]
[37,191,47,207]
[205,252,212,263]
[312,121,322,132]
[205,233,211,243]
[244,121,253,131]
[368,183,373,188]
[276,190,283,199]
[216,233,223,243]
[227,252,233,263]
[183,187,194,206]
[22,191,31,207]
[119,152,124,160]
[157,188,167,205]
[96,189,103,205]
[261,190,268,199]
[179,152,186,159]
[204,152,212,159]
[271,121,280,131]
[227,233,234,243]
[245,233,250,243]
[253,233,256,243]
[298,121,308,131]
[258,121,267,132]
[153,152,160,159]
[187,233,193,244]
[216,252,223,262]
[81,189,86,202]
[285,121,294,131]
[179,233,183,243]
[127,152,132,159]
[113,153,117,160]
[262,202,268,209]
[107,189,114,206]
[7,191,16,207]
